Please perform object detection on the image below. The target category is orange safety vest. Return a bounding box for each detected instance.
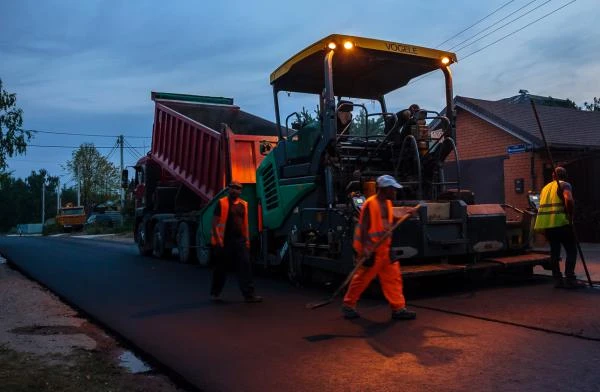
[353,195,393,260]
[211,196,250,249]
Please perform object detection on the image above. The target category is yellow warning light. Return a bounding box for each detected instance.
[343,41,354,49]
[441,57,451,65]
[328,42,337,50]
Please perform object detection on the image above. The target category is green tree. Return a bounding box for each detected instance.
[65,144,119,209]
[349,110,385,137]
[60,185,78,206]
[0,169,59,231]
[565,98,580,110]
[25,169,59,223]
[583,97,600,112]
[0,79,31,170]
[291,106,318,129]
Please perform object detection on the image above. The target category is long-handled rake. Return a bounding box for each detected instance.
[306,205,420,309]
[530,100,593,288]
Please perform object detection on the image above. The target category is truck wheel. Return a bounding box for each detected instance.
[152,224,172,259]
[195,228,211,267]
[136,223,152,256]
[176,222,196,264]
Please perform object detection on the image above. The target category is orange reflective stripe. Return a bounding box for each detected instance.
[353,196,393,259]
[257,202,263,232]
[239,199,250,249]
[211,197,250,249]
[211,197,229,247]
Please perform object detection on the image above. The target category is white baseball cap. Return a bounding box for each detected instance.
[376,174,403,189]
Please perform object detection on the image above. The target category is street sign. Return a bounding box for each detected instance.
[507,144,528,154]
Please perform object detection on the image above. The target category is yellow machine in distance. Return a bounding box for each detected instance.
[56,203,86,231]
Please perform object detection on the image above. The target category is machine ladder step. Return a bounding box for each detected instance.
[426,219,463,225]
[401,263,467,278]
[482,252,551,266]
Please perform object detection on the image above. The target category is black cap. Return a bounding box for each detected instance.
[229,180,242,189]
[337,100,353,112]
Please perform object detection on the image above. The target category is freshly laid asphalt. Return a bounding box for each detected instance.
[2,236,600,392]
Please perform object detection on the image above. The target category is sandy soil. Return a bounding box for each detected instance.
[0,255,184,391]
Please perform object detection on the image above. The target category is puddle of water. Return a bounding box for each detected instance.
[119,350,152,373]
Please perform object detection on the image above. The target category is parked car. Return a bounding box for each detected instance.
[85,212,123,228]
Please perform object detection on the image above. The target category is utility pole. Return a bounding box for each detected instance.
[77,166,81,206]
[56,177,61,213]
[41,177,45,225]
[119,134,124,210]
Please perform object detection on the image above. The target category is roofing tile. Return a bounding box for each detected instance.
[455,96,600,149]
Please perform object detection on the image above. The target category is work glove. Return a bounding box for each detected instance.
[355,249,375,267]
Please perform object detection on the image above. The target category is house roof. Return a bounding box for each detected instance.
[455,96,600,150]
[499,92,575,108]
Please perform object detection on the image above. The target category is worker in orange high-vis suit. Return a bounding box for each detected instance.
[210,181,263,303]
[342,175,417,320]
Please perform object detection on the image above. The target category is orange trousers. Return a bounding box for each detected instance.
[343,256,405,311]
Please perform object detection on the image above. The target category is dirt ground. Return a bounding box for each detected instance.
[0,253,185,392]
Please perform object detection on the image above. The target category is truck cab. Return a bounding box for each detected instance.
[56,203,86,231]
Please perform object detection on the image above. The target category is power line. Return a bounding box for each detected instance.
[408,0,574,86]
[22,128,151,139]
[9,158,62,164]
[104,139,120,161]
[436,0,516,47]
[25,144,147,149]
[124,138,145,158]
[125,147,141,160]
[455,0,553,53]
[125,148,140,163]
[447,0,540,51]
[461,0,576,60]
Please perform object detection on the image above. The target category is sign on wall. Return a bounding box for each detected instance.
[507,144,531,155]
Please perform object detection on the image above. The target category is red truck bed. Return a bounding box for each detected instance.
[149,93,278,202]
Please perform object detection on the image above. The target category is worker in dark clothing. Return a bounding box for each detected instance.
[337,100,354,137]
[534,167,582,289]
[210,181,263,303]
[384,103,422,146]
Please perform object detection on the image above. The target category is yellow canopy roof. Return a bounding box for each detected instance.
[270,34,457,99]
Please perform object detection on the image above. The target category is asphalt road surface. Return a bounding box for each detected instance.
[2,236,600,392]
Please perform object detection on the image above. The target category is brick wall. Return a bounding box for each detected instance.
[450,109,547,219]
[441,107,596,242]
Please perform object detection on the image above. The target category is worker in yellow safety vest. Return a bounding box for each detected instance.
[342,175,418,320]
[210,181,263,303]
[534,166,581,289]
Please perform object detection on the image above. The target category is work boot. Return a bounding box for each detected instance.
[563,277,586,290]
[553,276,564,289]
[210,294,223,302]
[392,308,417,321]
[341,305,360,320]
[244,295,263,303]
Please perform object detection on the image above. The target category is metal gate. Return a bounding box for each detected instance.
[566,155,600,242]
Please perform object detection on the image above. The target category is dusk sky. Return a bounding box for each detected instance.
[1,0,598,184]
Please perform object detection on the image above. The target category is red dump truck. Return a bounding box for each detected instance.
[127,92,278,262]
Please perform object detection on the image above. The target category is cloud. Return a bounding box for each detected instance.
[2,0,599,178]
